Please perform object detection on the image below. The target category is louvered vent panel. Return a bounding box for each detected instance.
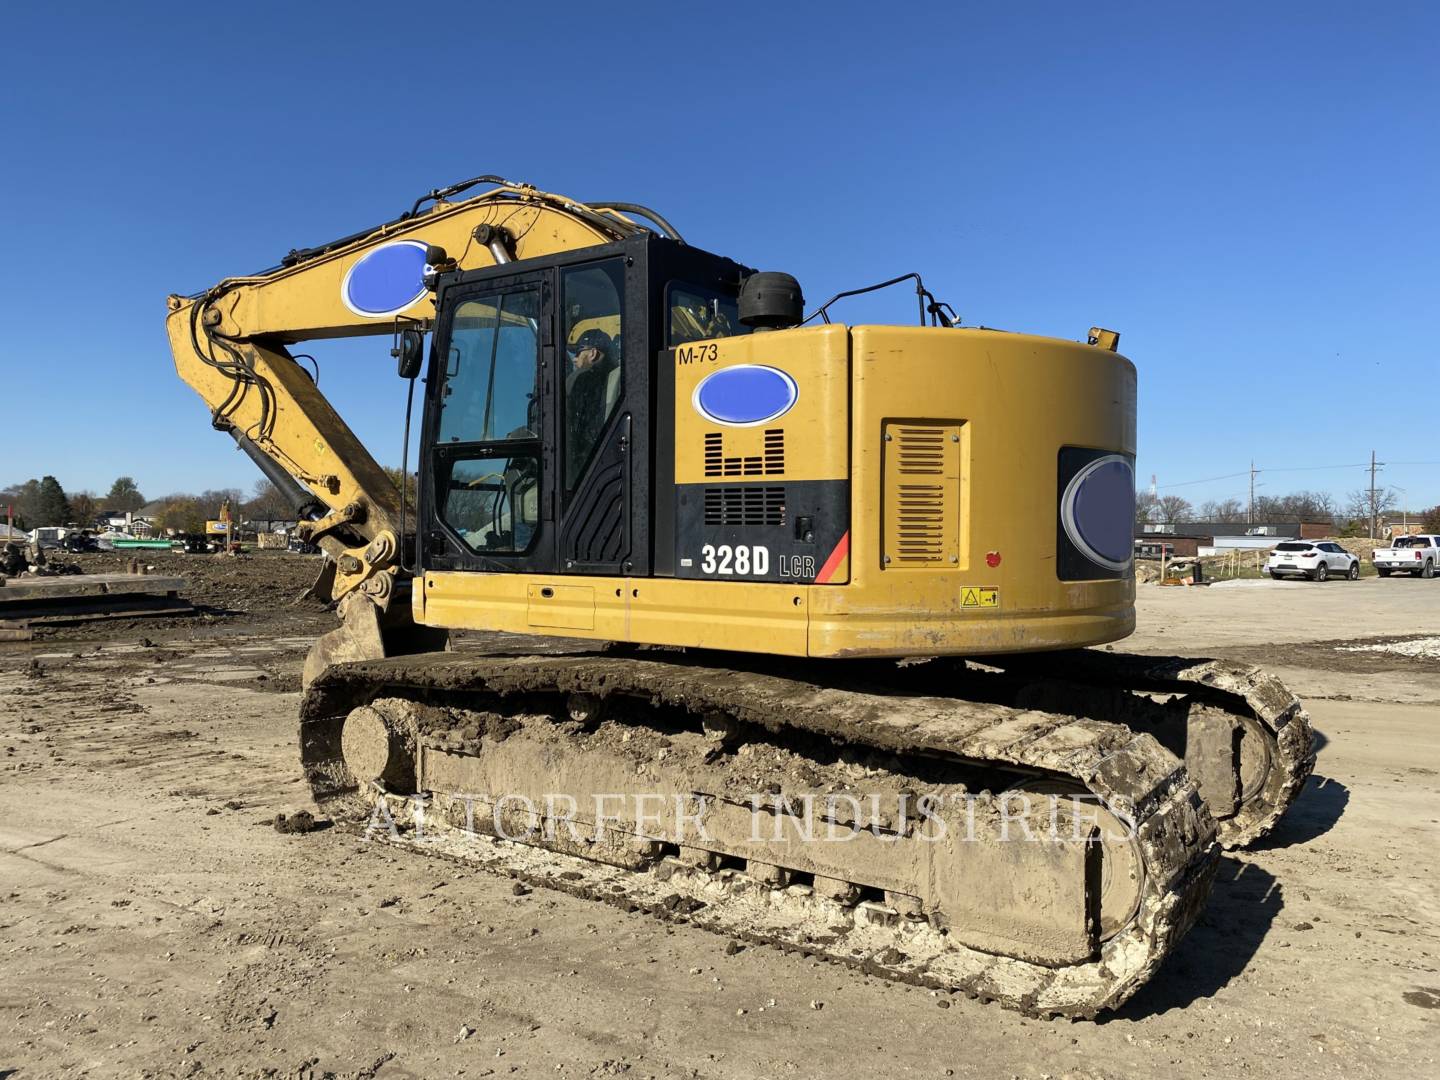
[702,429,786,478]
[704,433,724,477]
[703,486,787,526]
[763,429,785,474]
[883,423,962,568]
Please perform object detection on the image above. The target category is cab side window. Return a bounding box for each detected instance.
[561,261,625,493]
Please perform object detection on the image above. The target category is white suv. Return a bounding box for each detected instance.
[1266,541,1361,582]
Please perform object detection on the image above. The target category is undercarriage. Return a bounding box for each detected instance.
[300,650,1230,1017]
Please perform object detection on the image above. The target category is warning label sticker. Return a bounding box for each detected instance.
[960,587,1000,609]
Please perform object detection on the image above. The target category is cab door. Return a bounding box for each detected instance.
[421,269,558,575]
[555,256,645,576]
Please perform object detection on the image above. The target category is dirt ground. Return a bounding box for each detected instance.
[2,561,1437,1079]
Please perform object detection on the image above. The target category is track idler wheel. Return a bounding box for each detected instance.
[341,702,419,792]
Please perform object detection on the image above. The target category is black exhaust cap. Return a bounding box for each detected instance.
[739,272,804,330]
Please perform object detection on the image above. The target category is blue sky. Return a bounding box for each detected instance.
[1,1,1435,513]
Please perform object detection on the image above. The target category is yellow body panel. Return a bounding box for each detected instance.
[810,325,1135,656]
[420,324,1136,659]
[672,325,849,485]
[422,573,811,656]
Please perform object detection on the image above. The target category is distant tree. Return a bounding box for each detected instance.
[152,495,206,535]
[30,476,72,527]
[383,466,419,508]
[198,488,247,518]
[244,479,294,523]
[1156,494,1193,527]
[1,480,36,529]
[1253,490,1336,523]
[1199,497,1246,523]
[106,476,146,512]
[1134,490,1159,527]
[1345,486,1399,538]
[1422,505,1440,533]
[69,491,98,528]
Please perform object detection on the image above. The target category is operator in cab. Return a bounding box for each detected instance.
[565,328,618,481]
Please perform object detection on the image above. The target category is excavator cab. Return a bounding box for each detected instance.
[419,235,751,580]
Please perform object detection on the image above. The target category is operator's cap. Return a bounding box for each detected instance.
[567,328,612,355]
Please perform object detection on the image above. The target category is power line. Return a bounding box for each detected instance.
[1155,471,1249,489]
[1156,461,1381,489]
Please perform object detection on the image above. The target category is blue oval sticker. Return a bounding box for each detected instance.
[693,364,798,427]
[1061,455,1135,570]
[341,240,429,317]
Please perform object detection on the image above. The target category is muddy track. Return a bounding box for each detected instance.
[886,651,1316,848]
[301,651,1218,1018]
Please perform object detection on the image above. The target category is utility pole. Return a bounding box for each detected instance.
[1368,450,1384,539]
[1248,461,1260,529]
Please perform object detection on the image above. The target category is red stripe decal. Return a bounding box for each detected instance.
[814,531,850,584]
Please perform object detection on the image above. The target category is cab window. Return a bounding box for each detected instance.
[437,453,540,555]
[435,286,542,555]
[437,290,540,444]
[668,283,748,346]
[561,261,625,492]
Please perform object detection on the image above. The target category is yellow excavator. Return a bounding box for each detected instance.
[165,176,1312,1016]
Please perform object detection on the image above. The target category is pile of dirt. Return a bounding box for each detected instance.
[65,551,326,616]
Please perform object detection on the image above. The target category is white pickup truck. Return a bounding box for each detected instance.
[1373,534,1440,578]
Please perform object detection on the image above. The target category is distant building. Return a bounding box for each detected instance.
[1137,521,1335,556]
[1135,534,1208,559]
[1380,516,1426,539]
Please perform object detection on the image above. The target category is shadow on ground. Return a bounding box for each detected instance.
[1109,856,1282,1021]
[1252,773,1350,850]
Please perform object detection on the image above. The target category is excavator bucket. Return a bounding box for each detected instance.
[303,587,449,689]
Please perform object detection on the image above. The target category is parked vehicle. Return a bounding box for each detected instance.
[172,533,218,555]
[28,526,68,550]
[1372,534,1440,578]
[60,532,99,553]
[286,536,320,555]
[1265,540,1360,581]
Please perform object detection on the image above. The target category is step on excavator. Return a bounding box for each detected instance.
[165,177,1313,1016]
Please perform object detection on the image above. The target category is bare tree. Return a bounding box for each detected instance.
[1345,486,1398,538]
[1254,490,1336,523]
[1156,495,1193,527]
[199,488,247,517]
[1199,497,1246,523]
[1135,490,1159,527]
[245,479,293,523]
